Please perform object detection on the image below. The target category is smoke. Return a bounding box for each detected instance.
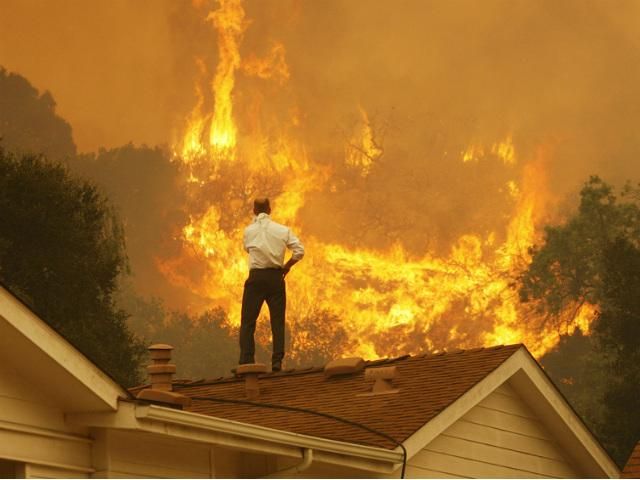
[277,0,640,188]
[2,0,638,175]
[0,1,635,167]
[242,0,640,253]
[2,0,640,347]
[0,0,181,151]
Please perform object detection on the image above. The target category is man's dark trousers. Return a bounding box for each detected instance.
[239,268,286,369]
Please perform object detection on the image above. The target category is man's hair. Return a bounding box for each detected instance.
[253,197,271,215]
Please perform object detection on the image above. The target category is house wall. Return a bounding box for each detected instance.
[405,382,582,478]
[0,360,93,478]
[93,430,317,479]
[92,429,215,478]
[92,426,395,479]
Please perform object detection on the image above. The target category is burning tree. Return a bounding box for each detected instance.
[155,0,596,365]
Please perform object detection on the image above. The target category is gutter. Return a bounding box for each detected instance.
[137,404,402,469]
[264,448,313,477]
[69,402,403,474]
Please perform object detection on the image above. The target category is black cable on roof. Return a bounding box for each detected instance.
[190,395,407,478]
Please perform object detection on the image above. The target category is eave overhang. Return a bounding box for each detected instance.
[0,286,128,412]
[67,400,404,474]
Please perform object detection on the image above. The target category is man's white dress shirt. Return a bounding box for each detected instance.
[243,213,305,270]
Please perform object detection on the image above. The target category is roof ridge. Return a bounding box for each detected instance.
[171,364,328,388]
[159,344,524,389]
[407,343,522,360]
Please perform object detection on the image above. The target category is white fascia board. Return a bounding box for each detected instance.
[513,349,620,478]
[402,347,524,460]
[138,404,402,468]
[68,401,403,473]
[401,347,620,478]
[0,286,128,410]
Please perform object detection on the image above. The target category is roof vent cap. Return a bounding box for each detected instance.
[324,357,365,378]
[358,366,399,396]
[136,344,191,408]
[236,363,268,399]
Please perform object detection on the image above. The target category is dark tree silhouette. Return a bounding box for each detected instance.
[521,176,640,319]
[123,291,244,379]
[0,148,144,386]
[68,144,187,300]
[525,177,640,466]
[0,67,76,159]
[594,238,640,465]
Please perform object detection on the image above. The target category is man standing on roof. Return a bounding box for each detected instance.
[239,198,305,372]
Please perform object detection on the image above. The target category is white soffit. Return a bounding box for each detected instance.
[0,286,128,411]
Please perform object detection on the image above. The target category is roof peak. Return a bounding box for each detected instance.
[155,344,522,390]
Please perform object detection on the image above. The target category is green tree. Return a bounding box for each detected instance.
[594,238,640,464]
[122,288,241,379]
[0,67,76,160]
[522,176,640,466]
[539,331,609,445]
[521,176,640,319]
[0,148,144,386]
[67,144,187,300]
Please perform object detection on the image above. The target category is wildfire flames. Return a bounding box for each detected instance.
[160,0,594,362]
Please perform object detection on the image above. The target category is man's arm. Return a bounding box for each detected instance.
[283,230,304,276]
[243,227,251,252]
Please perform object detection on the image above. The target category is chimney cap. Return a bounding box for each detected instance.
[236,363,268,375]
[324,357,365,378]
[148,344,174,361]
[137,342,191,408]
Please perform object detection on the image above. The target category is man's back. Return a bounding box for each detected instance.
[243,213,304,270]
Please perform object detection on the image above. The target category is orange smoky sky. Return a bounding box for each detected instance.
[0,0,179,151]
[3,0,640,361]
[0,0,638,189]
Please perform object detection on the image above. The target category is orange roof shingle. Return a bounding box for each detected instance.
[623,441,640,478]
[132,344,521,450]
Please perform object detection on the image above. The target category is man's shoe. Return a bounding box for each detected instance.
[272,363,282,372]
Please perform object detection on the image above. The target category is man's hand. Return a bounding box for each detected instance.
[282,257,298,278]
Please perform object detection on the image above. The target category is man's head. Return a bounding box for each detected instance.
[253,197,271,215]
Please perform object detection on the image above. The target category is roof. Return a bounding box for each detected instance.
[132,344,521,449]
[623,441,640,478]
[0,280,132,399]
[0,285,128,411]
